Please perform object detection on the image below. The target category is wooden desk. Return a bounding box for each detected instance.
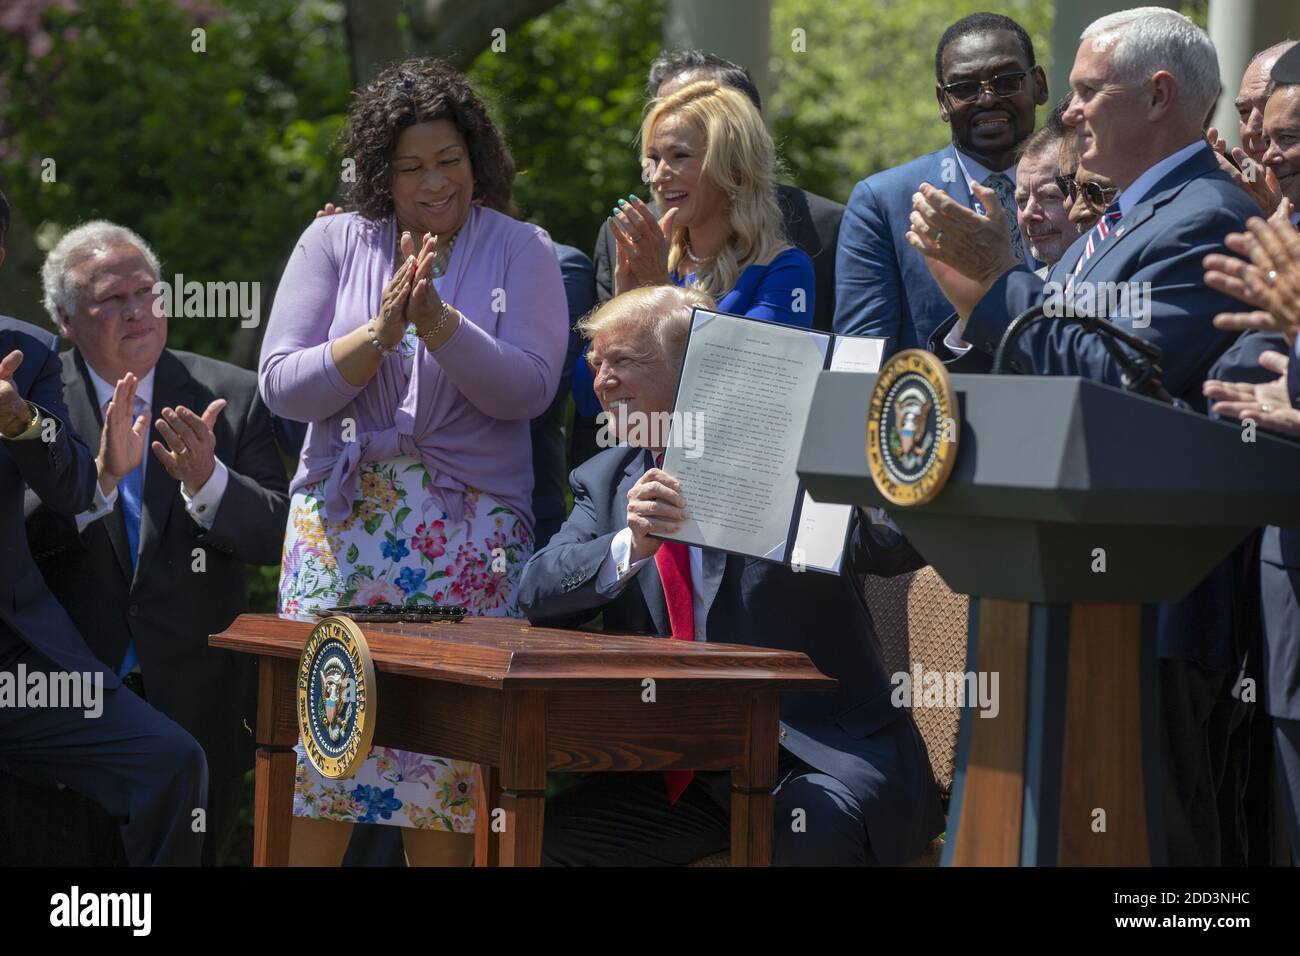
[211,614,835,866]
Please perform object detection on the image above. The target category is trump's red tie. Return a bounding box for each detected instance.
[654,452,695,804]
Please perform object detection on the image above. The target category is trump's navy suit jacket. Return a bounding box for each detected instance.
[517,445,946,865]
[0,316,110,683]
[931,145,1259,408]
[836,144,1005,356]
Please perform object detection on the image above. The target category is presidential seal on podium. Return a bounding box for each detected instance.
[866,348,959,506]
[297,615,376,779]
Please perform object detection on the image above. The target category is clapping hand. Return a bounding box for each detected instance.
[0,350,32,438]
[907,182,1018,287]
[1203,350,1300,438]
[152,399,226,496]
[1206,127,1284,217]
[95,372,149,493]
[610,195,676,295]
[1204,216,1300,345]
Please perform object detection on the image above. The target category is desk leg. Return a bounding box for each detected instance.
[474,764,502,867]
[497,690,547,867]
[731,690,779,866]
[253,747,295,867]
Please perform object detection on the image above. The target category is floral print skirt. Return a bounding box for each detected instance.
[279,454,533,831]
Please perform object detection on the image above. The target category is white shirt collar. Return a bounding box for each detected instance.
[84,359,156,413]
[1118,140,1207,216]
[953,147,1017,189]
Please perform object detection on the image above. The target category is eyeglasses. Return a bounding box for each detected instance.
[1054,173,1118,209]
[941,70,1031,104]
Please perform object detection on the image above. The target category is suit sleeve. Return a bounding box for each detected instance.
[592,220,616,306]
[965,208,1246,399]
[845,508,926,580]
[196,386,291,565]
[6,336,95,516]
[833,179,905,354]
[517,465,622,628]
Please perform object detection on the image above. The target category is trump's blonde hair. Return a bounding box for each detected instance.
[639,80,788,299]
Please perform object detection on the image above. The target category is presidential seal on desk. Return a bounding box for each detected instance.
[866,348,959,506]
[297,615,376,779]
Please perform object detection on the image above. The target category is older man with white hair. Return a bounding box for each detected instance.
[910,8,1264,865]
[22,220,289,865]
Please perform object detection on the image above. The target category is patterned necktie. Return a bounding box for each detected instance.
[116,398,146,677]
[1066,200,1123,291]
[982,172,1025,264]
[653,452,695,804]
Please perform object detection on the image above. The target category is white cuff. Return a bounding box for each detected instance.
[181,457,229,530]
[76,480,119,533]
[596,527,653,595]
[943,323,973,356]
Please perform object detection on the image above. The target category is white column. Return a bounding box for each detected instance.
[664,0,773,119]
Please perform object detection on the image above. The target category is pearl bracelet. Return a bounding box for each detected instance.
[367,317,398,355]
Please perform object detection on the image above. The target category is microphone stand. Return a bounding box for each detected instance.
[992,302,1176,406]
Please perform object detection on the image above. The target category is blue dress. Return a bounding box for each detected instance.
[709,246,816,327]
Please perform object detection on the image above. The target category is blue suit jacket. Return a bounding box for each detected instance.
[940,145,1259,408]
[517,445,946,864]
[835,144,1030,356]
[0,316,111,684]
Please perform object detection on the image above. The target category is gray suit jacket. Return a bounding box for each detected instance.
[517,444,945,864]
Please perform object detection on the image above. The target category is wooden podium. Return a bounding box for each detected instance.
[210,614,834,866]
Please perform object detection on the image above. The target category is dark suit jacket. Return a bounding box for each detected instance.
[531,243,596,550]
[592,184,845,332]
[928,146,1259,408]
[1216,332,1300,717]
[0,317,106,681]
[25,347,290,777]
[517,445,945,865]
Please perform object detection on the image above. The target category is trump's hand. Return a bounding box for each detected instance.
[96,372,149,493]
[152,399,226,496]
[1203,350,1300,438]
[0,349,33,438]
[627,467,689,563]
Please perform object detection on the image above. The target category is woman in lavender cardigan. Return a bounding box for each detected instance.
[258,59,568,865]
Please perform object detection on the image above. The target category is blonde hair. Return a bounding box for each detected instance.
[576,285,715,365]
[639,80,788,299]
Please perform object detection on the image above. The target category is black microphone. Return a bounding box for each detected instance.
[992,301,1177,406]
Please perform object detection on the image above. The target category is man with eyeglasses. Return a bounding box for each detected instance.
[834,11,1047,356]
[910,7,1264,866]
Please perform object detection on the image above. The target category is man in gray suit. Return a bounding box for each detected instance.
[517,285,943,866]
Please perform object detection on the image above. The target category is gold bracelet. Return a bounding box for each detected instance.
[417,301,453,346]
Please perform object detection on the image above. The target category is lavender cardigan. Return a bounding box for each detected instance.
[258,205,569,531]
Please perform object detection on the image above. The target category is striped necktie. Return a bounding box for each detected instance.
[1066,200,1123,290]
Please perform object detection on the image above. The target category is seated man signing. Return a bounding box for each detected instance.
[516,285,944,866]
